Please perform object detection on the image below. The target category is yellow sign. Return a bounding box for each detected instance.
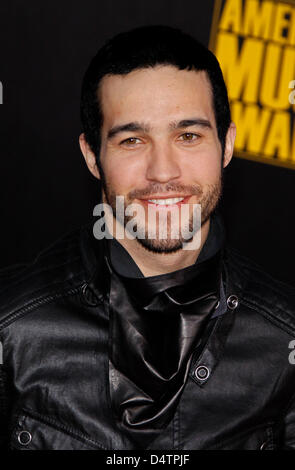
[210,0,295,169]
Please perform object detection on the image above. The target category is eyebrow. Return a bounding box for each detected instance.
[170,118,212,130]
[107,118,212,140]
[107,122,150,140]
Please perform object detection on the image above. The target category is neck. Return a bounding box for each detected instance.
[113,219,211,277]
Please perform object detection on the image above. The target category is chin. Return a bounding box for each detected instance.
[135,236,189,254]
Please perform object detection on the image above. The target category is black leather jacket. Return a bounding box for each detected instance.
[1,221,295,450]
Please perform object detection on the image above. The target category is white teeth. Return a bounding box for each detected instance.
[147,197,184,205]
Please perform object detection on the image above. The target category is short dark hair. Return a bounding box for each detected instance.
[80,25,231,159]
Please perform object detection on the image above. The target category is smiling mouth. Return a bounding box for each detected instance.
[139,196,191,207]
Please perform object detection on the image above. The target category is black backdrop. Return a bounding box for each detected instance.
[0,0,294,287]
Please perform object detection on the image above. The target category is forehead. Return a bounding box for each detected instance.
[99,66,214,128]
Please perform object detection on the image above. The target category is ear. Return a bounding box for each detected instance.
[223,122,236,168]
[79,133,101,179]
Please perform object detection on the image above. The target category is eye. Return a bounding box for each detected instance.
[120,137,142,146]
[179,132,200,142]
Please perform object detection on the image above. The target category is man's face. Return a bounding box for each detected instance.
[97,65,233,253]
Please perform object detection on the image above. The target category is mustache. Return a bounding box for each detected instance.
[128,183,203,199]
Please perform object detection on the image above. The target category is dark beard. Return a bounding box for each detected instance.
[98,162,223,254]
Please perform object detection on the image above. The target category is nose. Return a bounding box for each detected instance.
[145,142,181,183]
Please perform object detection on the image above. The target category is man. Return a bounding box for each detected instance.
[1,25,295,451]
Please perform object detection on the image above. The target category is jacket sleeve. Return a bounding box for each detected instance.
[0,366,9,450]
[280,391,295,449]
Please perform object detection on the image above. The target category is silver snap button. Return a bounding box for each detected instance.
[195,365,210,381]
[227,295,239,310]
[17,430,32,446]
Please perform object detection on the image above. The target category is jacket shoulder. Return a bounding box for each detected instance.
[0,224,94,329]
[224,244,295,334]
